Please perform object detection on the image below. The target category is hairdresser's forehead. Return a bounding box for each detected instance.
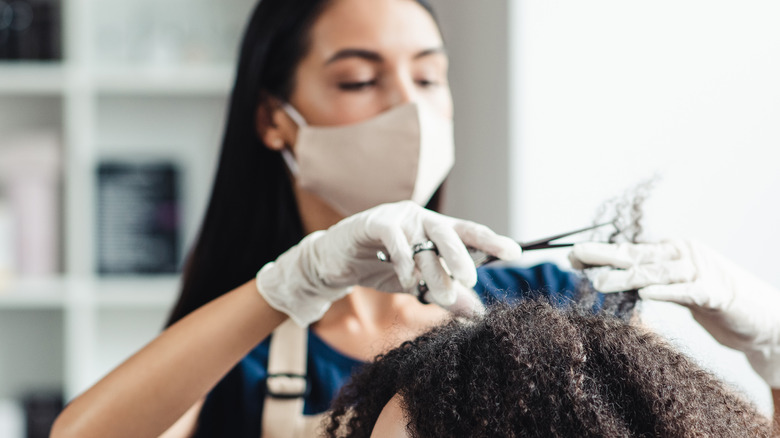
[370,394,411,438]
[309,0,443,62]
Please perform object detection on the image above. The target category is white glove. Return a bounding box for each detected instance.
[257,201,522,326]
[569,239,780,388]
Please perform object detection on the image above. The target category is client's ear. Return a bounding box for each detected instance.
[255,94,292,151]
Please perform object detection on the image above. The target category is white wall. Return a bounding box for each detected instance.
[510,0,780,415]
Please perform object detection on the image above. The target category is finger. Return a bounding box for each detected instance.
[591,259,696,293]
[438,282,486,318]
[415,249,457,306]
[570,242,681,269]
[376,226,416,291]
[640,282,718,310]
[568,250,587,270]
[638,283,700,307]
[453,221,522,261]
[424,221,478,287]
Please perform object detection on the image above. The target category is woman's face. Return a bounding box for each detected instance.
[259,0,452,228]
[288,0,452,128]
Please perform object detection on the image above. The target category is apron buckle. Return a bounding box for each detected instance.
[266,373,309,399]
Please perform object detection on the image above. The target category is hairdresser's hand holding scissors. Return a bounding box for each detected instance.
[569,240,780,388]
[256,201,522,326]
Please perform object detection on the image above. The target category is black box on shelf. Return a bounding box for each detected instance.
[22,391,62,438]
[0,0,61,60]
[97,161,181,275]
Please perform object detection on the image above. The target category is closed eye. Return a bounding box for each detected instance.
[339,80,378,91]
[416,78,441,87]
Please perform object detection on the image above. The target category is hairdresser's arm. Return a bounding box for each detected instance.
[51,280,287,438]
[52,201,522,438]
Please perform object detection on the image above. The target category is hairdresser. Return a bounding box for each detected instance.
[570,241,780,425]
[51,1,584,437]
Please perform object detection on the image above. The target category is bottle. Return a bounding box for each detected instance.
[0,132,61,277]
[0,1,11,59]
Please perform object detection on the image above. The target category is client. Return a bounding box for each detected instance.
[326,299,775,437]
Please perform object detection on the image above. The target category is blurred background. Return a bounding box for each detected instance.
[0,0,778,435]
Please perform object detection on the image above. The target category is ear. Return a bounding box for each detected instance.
[255,95,288,151]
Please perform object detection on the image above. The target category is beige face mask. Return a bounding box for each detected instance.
[280,102,454,217]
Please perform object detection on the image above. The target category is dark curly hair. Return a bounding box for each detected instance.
[327,299,772,437]
[577,177,661,321]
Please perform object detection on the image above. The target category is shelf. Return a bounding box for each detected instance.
[0,275,179,310]
[92,65,235,96]
[95,276,179,309]
[0,62,66,95]
[0,0,249,405]
[0,277,66,309]
[0,63,234,96]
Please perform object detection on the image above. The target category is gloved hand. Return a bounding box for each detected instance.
[569,239,780,388]
[257,201,522,326]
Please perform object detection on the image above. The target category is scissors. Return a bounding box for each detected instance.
[375,220,616,302]
[466,220,617,266]
[376,220,616,267]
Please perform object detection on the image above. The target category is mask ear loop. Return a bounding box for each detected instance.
[282,103,308,128]
[280,148,300,177]
[278,103,307,177]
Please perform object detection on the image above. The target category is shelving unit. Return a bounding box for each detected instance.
[0,63,66,95]
[0,0,255,404]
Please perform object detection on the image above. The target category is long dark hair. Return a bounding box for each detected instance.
[167,0,441,326]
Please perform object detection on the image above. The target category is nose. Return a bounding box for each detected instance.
[385,70,417,108]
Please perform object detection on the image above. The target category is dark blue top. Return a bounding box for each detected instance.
[194,263,584,437]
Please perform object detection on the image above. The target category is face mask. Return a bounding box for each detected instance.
[280,102,454,217]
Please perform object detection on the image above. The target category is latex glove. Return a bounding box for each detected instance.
[257,201,522,326]
[569,239,780,387]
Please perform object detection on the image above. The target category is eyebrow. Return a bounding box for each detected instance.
[324,46,447,65]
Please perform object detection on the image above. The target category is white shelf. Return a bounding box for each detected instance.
[0,63,233,96]
[0,277,66,309]
[0,276,179,310]
[92,65,235,95]
[0,62,66,95]
[95,276,179,309]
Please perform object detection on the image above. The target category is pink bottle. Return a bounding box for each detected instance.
[0,132,61,277]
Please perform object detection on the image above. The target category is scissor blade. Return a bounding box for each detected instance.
[521,242,576,251]
[518,221,615,249]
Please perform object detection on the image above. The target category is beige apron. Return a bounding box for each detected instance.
[261,319,325,437]
[260,295,481,437]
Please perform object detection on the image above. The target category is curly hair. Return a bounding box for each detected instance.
[326,299,772,437]
[577,176,661,321]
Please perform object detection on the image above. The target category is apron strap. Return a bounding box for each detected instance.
[262,319,309,438]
